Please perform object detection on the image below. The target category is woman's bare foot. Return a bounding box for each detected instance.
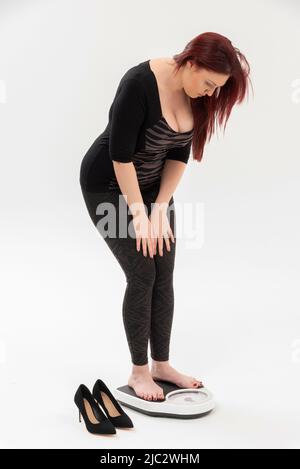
[128,364,165,401]
[150,360,203,389]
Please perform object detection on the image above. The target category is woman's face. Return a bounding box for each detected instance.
[182,60,230,98]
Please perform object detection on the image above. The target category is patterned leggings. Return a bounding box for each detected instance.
[80,185,176,366]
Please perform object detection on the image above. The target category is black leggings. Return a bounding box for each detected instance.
[80,185,176,366]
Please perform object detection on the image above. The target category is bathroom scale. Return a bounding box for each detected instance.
[114,379,215,419]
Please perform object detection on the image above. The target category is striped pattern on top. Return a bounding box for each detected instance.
[108,117,193,191]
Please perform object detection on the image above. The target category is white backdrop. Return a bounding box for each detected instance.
[0,0,299,449]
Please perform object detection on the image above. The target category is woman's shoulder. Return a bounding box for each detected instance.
[117,59,152,92]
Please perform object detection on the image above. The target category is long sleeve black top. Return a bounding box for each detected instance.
[79,59,194,193]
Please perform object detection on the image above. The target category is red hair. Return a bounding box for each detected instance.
[172,32,252,162]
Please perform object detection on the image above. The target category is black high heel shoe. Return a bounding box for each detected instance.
[74,384,116,435]
[92,379,134,429]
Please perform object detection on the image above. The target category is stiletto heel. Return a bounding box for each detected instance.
[74,384,116,435]
[92,379,134,429]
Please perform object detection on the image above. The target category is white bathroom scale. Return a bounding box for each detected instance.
[114,379,215,419]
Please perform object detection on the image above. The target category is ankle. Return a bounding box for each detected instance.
[151,359,170,369]
[131,363,150,376]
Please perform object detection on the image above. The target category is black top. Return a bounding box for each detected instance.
[79,59,194,193]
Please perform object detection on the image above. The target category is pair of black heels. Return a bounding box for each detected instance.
[74,379,134,435]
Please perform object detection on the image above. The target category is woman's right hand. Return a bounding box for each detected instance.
[132,212,154,258]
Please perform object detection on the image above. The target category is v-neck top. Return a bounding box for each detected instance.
[79,59,194,193]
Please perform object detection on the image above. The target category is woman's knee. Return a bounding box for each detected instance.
[130,256,156,286]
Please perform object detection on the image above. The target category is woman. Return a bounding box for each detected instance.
[79,32,251,401]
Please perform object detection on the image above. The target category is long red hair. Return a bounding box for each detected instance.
[172,32,252,162]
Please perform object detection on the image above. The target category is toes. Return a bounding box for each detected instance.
[139,391,164,401]
[194,380,203,387]
[193,377,201,384]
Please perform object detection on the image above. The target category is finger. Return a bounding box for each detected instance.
[136,236,141,252]
[153,237,157,255]
[147,234,153,257]
[147,238,153,258]
[142,238,147,257]
[169,229,175,244]
[152,236,156,256]
[159,236,164,256]
[164,234,171,252]
[149,221,156,255]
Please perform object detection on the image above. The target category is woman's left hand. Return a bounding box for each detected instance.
[149,203,175,256]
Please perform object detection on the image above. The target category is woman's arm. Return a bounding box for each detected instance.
[150,159,186,256]
[109,78,155,255]
[113,161,154,258]
[112,161,145,217]
[154,159,187,206]
[150,143,191,255]
[155,139,192,205]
